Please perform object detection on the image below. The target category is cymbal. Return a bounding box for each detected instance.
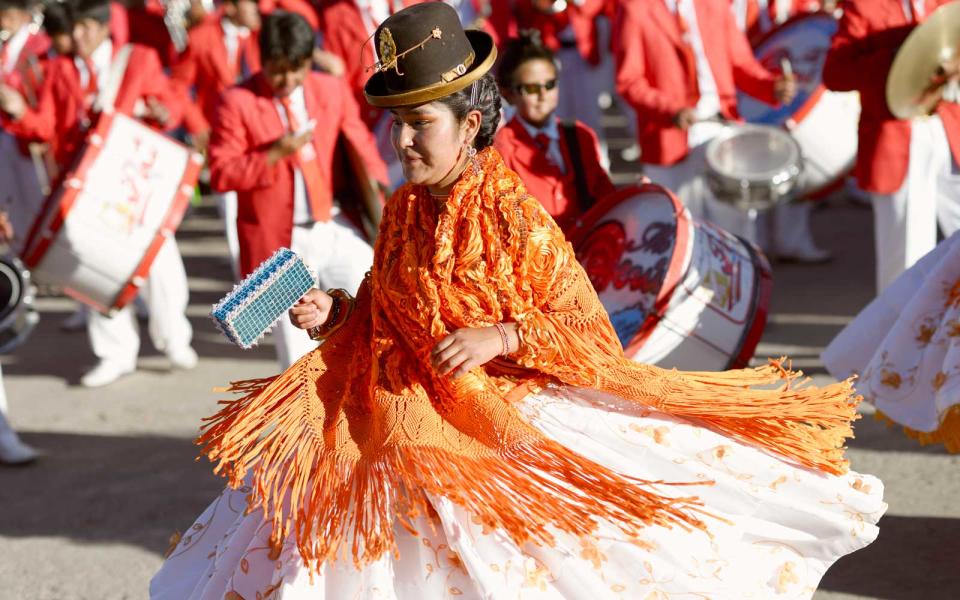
[887,2,960,119]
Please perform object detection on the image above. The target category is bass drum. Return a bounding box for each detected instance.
[571,184,772,371]
[0,256,39,354]
[738,12,860,199]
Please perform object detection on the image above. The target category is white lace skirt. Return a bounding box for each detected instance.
[823,231,960,447]
[151,386,884,600]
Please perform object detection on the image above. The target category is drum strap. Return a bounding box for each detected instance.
[559,119,596,215]
[92,44,133,115]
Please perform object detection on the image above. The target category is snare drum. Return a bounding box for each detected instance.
[738,12,860,198]
[21,112,203,314]
[571,184,772,371]
[705,124,802,211]
[0,256,39,354]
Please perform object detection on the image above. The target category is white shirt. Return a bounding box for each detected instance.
[1,25,31,75]
[74,38,113,93]
[518,116,566,175]
[273,86,324,225]
[221,17,250,73]
[665,0,721,122]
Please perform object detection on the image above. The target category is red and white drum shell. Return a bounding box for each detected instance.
[571,184,773,371]
[21,112,202,314]
[738,12,860,199]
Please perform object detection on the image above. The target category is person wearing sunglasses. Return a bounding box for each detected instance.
[494,32,614,235]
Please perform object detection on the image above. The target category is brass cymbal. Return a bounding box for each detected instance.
[887,2,960,119]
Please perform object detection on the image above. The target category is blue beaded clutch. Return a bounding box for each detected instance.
[210,248,316,349]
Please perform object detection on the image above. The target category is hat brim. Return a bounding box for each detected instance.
[364,29,497,109]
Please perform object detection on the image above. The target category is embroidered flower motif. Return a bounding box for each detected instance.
[933,371,948,391]
[947,320,960,338]
[163,530,182,558]
[775,562,800,593]
[523,557,553,591]
[579,537,608,570]
[946,278,960,308]
[880,369,902,389]
[916,324,936,346]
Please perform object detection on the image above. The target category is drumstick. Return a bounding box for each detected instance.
[780,57,794,79]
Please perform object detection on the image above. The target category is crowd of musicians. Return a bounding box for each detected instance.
[1,0,959,465]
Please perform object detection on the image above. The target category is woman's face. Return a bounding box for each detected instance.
[505,59,559,128]
[391,101,477,187]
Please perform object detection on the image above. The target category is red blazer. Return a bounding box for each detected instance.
[259,0,322,29]
[515,0,606,64]
[171,19,262,134]
[6,44,185,170]
[208,71,388,276]
[823,0,960,194]
[494,116,615,234]
[462,0,516,49]
[614,0,778,165]
[126,6,178,68]
[111,2,130,47]
[319,0,422,128]
[0,31,50,101]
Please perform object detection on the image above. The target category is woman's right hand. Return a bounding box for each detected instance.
[288,289,333,330]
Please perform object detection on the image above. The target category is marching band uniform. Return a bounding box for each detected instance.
[516,0,610,164]
[0,3,49,254]
[615,0,826,261]
[208,69,387,367]
[171,10,261,278]
[823,0,960,292]
[126,0,179,68]
[6,39,196,387]
[495,114,615,234]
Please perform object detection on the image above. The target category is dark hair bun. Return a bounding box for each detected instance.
[436,72,502,151]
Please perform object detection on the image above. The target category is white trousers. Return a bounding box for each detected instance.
[215,191,240,280]
[87,237,193,367]
[870,115,960,292]
[272,214,373,369]
[0,365,14,437]
[643,123,820,255]
[0,132,45,255]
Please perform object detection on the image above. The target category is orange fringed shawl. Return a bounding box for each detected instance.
[199,148,860,571]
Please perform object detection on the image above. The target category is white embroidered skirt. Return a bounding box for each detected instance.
[151,386,884,599]
[823,231,960,450]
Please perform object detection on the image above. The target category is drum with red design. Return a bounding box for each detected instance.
[21,112,202,314]
[738,12,860,199]
[571,184,772,371]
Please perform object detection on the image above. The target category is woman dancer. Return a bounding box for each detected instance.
[152,4,884,598]
[823,232,960,452]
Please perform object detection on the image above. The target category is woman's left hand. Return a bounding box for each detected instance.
[431,327,503,378]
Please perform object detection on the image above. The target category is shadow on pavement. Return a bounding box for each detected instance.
[0,432,224,555]
[821,514,960,599]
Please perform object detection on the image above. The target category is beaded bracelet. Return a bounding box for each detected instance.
[308,288,355,341]
[494,322,509,356]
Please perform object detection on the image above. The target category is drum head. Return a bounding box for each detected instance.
[738,13,839,126]
[570,184,691,356]
[706,124,801,185]
[0,258,25,325]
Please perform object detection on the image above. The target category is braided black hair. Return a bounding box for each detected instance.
[435,73,502,151]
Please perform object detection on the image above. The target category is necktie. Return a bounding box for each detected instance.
[535,133,551,151]
[279,96,331,222]
[82,57,99,110]
[673,6,701,109]
[236,35,252,82]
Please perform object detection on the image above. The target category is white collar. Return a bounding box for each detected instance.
[221,17,250,39]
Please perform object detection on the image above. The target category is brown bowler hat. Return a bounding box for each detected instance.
[364,3,497,108]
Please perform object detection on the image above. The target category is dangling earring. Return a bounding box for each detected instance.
[466,144,478,159]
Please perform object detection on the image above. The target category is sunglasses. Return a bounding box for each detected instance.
[513,79,558,95]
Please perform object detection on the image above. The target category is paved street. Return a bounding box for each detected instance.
[1,152,959,598]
